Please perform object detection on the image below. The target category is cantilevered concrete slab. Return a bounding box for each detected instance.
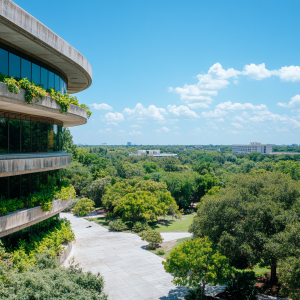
[0,199,72,238]
[0,0,92,94]
[0,152,71,177]
[0,82,88,127]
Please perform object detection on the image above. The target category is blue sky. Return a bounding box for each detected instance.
[15,0,300,145]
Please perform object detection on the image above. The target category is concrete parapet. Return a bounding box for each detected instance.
[0,152,71,177]
[0,82,88,127]
[57,241,73,264]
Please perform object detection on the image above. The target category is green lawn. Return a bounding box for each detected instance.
[150,213,195,232]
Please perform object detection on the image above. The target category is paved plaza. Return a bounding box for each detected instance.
[62,213,190,300]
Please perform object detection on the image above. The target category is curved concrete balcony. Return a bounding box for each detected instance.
[0,0,92,94]
[0,152,71,177]
[0,82,88,127]
[0,198,72,238]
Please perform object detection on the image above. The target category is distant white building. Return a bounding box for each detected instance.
[129,149,177,158]
[232,142,272,154]
[203,148,220,152]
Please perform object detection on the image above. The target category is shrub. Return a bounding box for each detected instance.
[225,270,258,300]
[140,230,163,249]
[157,249,165,256]
[278,257,300,300]
[63,198,80,212]
[184,208,194,215]
[73,198,95,216]
[132,221,150,233]
[108,219,127,231]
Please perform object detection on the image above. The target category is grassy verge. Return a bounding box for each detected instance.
[149,213,195,232]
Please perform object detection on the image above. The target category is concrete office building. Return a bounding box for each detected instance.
[232,142,272,154]
[129,149,177,158]
[0,1,92,238]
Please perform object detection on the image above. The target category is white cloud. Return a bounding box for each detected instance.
[106,122,118,126]
[229,130,241,134]
[278,94,300,108]
[167,105,200,119]
[194,127,202,134]
[243,63,272,80]
[216,118,224,122]
[275,66,300,82]
[129,130,143,135]
[201,109,226,118]
[155,129,161,133]
[119,130,126,134]
[123,103,167,123]
[231,122,244,129]
[91,103,113,110]
[216,101,267,111]
[130,124,142,128]
[106,128,112,131]
[161,127,170,132]
[104,112,124,122]
[187,103,210,109]
[174,126,180,129]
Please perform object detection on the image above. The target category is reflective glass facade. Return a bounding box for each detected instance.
[0,42,67,94]
[0,113,63,153]
[0,170,61,199]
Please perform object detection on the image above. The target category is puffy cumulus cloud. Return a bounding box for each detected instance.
[91,103,113,110]
[123,103,167,123]
[216,101,267,111]
[231,122,244,129]
[106,122,118,126]
[167,105,200,119]
[129,130,143,135]
[242,63,272,80]
[278,94,300,108]
[156,127,170,133]
[275,66,300,82]
[130,124,142,128]
[201,109,227,118]
[104,112,124,122]
[169,63,240,103]
[187,103,210,109]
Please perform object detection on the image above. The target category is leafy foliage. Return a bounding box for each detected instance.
[140,230,163,249]
[132,221,150,233]
[163,237,233,298]
[225,270,258,300]
[108,219,127,231]
[73,198,95,216]
[0,184,75,216]
[0,74,92,117]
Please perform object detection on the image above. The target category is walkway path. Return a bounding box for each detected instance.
[61,213,188,300]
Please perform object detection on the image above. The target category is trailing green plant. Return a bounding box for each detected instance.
[73,197,95,216]
[7,218,75,272]
[225,270,258,300]
[0,184,76,216]
[0,73,92,117]
[140,230,163,249]
[157,249,165,256]
[132,221,150,233]
[108,219,127,231]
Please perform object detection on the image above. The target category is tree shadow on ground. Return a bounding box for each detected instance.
[149,218,175,230]
[159,286,188,300]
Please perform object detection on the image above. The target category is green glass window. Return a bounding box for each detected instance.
[55,74,60,92]
[21,58,31,81]
[49,71,55,90]
[31,122,40,152]
[0,118,8,153]
[21,174,31,197]
[21,120,31,153]
[40,123,48,152]
[41,67,48,90]
[9,119,20,153]
[9,53,20,78]
[0,177,7,199]
[32,63,40,85]
[9,175,20,199]
[0,48,8,76]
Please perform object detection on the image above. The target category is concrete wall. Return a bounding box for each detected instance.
[0,0,92,93]
[57,241,73,264]
[0,152,71,177]
[0,198,72,238]
[0,82,88,127]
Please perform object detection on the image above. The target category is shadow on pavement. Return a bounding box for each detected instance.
[159,286,188,300]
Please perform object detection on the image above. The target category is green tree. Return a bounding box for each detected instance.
[163,237,232,298]
[189,171,300,282]
[73,198,95,216]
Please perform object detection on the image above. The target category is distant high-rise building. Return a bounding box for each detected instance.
[127,142,132,146]
[232,142,272,154]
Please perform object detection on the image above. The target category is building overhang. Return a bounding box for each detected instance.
[0,0,92,94]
